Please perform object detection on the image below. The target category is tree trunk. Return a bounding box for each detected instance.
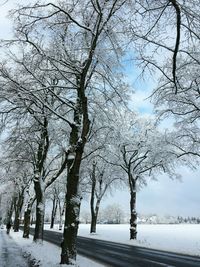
[60,153,82,265]
[23,198,35,238]
[90,200,100,233]
[129,176,137,240]
[58,199,65,230]
[23,208,31,238]
[34,198,45,242]
[90,212,98,233]
[7,200,14,224]
[90,161,97,234]
[33,116,49,242]
[50,197,58,229]
[90,202,100,234]
[13,208,20,232]
[13,193,24,232]
[60,72,90,264]
[33,179,45,242]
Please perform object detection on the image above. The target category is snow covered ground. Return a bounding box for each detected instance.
[79,224,200,256]
[4,224,200,267]
[48,223,200,256]
[7,229,105,267]
[0,229,29,267]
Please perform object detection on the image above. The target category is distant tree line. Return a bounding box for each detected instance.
[138,214,200,224]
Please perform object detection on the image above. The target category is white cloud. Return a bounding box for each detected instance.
[0,1,16,39]
[137,167,200,217]
[0,0,32,39]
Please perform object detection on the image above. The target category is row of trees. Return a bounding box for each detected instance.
[0,0,200,265]
[138,215,200,224]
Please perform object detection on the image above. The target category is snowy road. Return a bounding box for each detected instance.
[0,230,29,267]
[77,236,200,267]
[27,227,200,267]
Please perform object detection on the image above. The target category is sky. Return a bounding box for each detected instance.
[97,168,200,217]
[1,0,200,218]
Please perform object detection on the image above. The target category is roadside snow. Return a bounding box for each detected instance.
[9,229,105,267]
[0,229,29,267]
[17,223,199,266]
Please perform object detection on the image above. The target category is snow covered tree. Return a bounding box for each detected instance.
[88,160,120,233]
[102,204,125,224]
[46,178,65,229]
[49,186,59,229]
[80,210,90,224]
[9,1,131,263]
[23,194,36,238]
[0,58,70,241]
[130,1,200,94]
[0,185,14,225]
[152,44,200,162]
[106,110,178,239]
[12,171,32,232]
[134,1,200,163]
[80,107,124,234]
[1,0,195,264]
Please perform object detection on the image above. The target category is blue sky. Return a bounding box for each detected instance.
[1,0,200,218]
[110,53,200,217]
[103,52,200,217]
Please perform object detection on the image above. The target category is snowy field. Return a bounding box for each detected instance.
[49,223,200,256]
[79,224,200,256]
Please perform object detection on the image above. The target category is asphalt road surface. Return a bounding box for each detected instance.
[27,227,200,267]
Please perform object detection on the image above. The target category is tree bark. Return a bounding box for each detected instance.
[7,200,14,224]
[129,176,137,240]
[58,199,65,230]
[60,86,90,264]
[60,149,82,264]
[23,208,31,238]
[50,197,58,229]
[13,193,24,232]
[90,212,98,233]
[33,117,49,242]
[23,198,35,238]
[33,178,45,242]
[13,209,20,232]
[90,161,97,234]
[90,200,100,233]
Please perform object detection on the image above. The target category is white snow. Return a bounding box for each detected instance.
[38,202,44,211]
[4,223,200,267]
[68,153,76,160]
[44,223,200,256]
[7,228,104,267]
[76,223,200,256]
[0,229,29,267]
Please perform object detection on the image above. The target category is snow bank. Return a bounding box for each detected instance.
[9,230,104,267]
